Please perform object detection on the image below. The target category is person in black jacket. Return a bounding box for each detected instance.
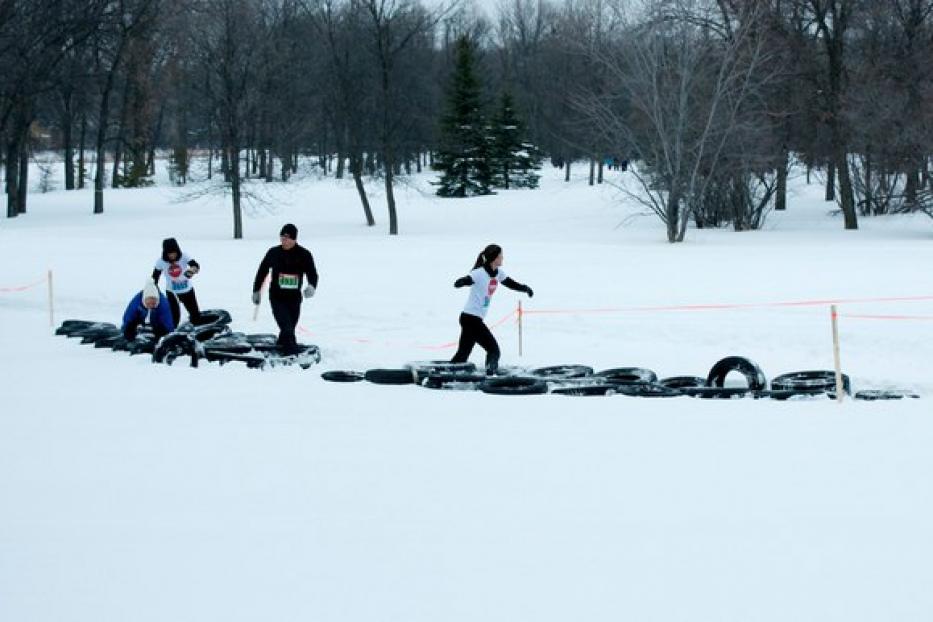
[252,223,319,354]
[451,244,533,375]
[152,237,202,327]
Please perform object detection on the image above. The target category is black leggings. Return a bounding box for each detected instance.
[270,295,302,351]
[451,312,500,371]
[167,289,202,327]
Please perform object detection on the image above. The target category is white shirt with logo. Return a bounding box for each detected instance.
[462,266,508,319]
[154,253,195,295]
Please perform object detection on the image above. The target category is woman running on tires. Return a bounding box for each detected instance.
[451,244,533,375]
[152,237,202,327]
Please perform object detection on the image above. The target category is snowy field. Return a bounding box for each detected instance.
[2,160,932,621]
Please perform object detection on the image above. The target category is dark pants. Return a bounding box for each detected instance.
[451,312,500,373]
[270,295,302,353]
[167,289,202,327]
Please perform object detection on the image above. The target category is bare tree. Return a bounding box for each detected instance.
[579,0,777,242]
[361,0,452,235]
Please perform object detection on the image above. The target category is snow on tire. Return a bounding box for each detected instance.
[706,356,767,391]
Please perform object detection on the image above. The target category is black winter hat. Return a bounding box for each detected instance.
[280,223,298,240]
[161,238,182,261]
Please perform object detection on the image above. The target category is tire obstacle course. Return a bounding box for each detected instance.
[55,309,321,370]
[323,356,919,400]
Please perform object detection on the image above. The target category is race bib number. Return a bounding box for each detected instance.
[278,273,300,289]
[170,279,188,292]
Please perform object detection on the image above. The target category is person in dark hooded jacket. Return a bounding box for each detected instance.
[122,280,175,340]
[152,237,202,326]
[252,223,318,354]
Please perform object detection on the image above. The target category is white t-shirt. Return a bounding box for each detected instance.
[154,252,195,295]
[462,266,508,318]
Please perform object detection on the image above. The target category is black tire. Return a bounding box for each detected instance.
[321,370,366,383]
[153,333,196,365]
[202,333,253,355]
[614,383,682,398]
[680,387,752,399]
[68,322,117,340]
[706,356,767,391]
[203,350,266,369]
[550,384,616,396]
[480,376,548,396]
[195,308,233,327]
[127,335,157,355]
[406,360,477,376]
[771,370,850,394]
[80,327,122,345]
[55,320,95,336]
[853,389,919,401]
[94,333,126,348]
[109,336,130,351]
[597,367,658,385]
[531,365,594,379]
[245,334,279,351]
[364,368,417,385]
[421,372,487,390]
[659,376,708,389]
[265,344,322,370]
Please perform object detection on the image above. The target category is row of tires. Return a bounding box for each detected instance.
[55,311,321,370]
[321,357,918,400]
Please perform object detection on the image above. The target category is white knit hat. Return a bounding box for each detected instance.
[142,280,160,305]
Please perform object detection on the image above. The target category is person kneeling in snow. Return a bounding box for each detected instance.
[451,244,533,375]
[122,280,175,341]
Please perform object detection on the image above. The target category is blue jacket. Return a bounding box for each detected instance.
[121,291,175,339]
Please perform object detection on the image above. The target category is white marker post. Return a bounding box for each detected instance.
[831,305,844,403]
[47,269,54,327]
[518,300,523,357]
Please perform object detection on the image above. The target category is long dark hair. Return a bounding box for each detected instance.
[472,244,502,270]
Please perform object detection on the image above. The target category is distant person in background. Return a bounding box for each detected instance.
[451,244,534,375]
[252,223,319,354]
[152,237,202,326]
[122,280,174,340]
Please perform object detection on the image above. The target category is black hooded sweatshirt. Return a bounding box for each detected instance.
[152,238,199,283]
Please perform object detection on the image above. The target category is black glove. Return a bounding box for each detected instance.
[524,285,534,298]
[454,277,471,288]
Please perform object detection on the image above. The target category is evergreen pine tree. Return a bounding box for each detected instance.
[434,37,492,197]
[489,91,541,189]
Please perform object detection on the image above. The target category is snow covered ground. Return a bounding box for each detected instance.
[2,161,932,621]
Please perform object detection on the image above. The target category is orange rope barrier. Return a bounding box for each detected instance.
[0,276,46,294]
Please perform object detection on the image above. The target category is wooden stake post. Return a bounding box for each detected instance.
[47,269,54,327]
[831,305,844,403]
[518,300,523,357]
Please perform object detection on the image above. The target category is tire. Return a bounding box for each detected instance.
[613,383,682,398]
[203,350,266,369]
[364,368,417,385]
[771,370,850,395]
[597,367,658,385]
[80,327,122,345]
[127,335,157,355]
[321,370,366,383]
[195,308,233,327]
[265,344,322,370]
[421,372,487,390]
[680,387,752,399]
[853,389,919,401]
[550,384,616,396]
[245,334,279,351]
[659,376,708,389]
[480,376,548,396]
[202,333,253,355]
[406,360,477,375]
[706,356,767,391]
[68,322,117,340]
[94,333,126,348]
[531,365,594,379]
[153,333,197,365]
[55,320,95,336]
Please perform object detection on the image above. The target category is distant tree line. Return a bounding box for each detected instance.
[2,0,931,241]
